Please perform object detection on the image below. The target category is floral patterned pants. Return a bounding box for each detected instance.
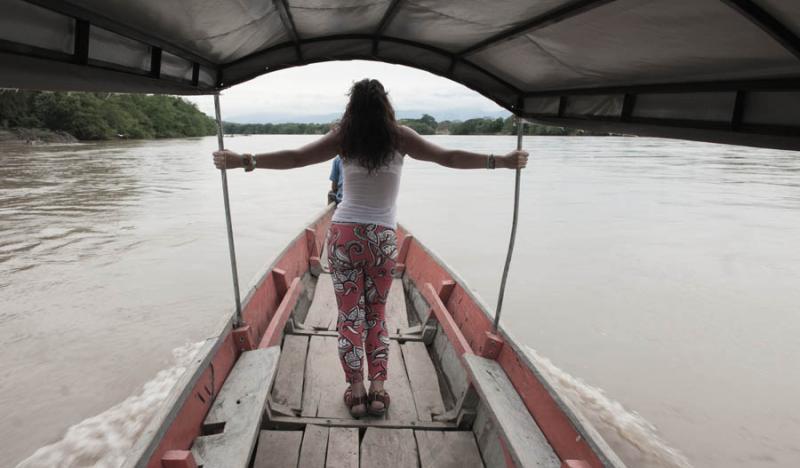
[327,222,397,384]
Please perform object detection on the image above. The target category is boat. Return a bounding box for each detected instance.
[4,1,799,467]
[121,204,623,468]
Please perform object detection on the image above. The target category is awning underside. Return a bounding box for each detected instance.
[2,0,800,149]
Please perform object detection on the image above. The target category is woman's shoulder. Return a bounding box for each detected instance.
[395,125,420,155]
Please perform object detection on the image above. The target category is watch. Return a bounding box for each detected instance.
[242,153,256,172]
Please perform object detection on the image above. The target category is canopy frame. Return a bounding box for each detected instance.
[4,0,800,149]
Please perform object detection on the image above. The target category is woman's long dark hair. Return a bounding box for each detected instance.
[338,79,399,174]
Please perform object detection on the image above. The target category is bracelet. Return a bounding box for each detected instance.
[243,153,256,172]
[486,154,496,170]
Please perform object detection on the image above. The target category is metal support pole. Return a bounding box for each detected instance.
[493,117,525,331]
[214,93,243,326]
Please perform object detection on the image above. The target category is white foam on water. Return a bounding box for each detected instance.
[525,347,694,468]
[16,342,203,468]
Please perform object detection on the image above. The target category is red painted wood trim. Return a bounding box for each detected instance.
[271,268,290,299]
[563,460,592,468]
[398,233,414,264]
[497,347,603,467]
[259,277,303,349]
[146,334,238,468]
[305,227,320,258]
[161,450,198,468]
[437,279,456,303]
[422,282,474,358]
[404,235,605,467]
[481,331,504,360]
[232,324,256,352]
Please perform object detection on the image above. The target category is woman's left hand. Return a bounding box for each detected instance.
[213,150,244,169]
[501,150,529,169]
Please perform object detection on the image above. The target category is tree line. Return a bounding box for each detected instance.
[399,114,606,136]
[1,90,603,140]
[224,114,604,136]
[0,90,216,140]
[223,122,331,135]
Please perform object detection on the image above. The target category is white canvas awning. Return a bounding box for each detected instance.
[2,0,799,149]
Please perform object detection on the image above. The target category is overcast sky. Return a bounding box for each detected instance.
[186,60,505,122]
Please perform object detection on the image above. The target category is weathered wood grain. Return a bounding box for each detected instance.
[325,427,358,468]
[464,354,559,468]
[361,428,418,468]
[432,324,469,405]
[320,237,329,271]
[401,341,445,421]
[302,336,351,418]
[253,430,302,468]
[264,414,456,430]
[304,274,338,330]
[385,278,409,334]
[298,424,329,468]
[191,347,280,468]
[385,340,417,421]
[415,430,484,468]
[472,404,506,468]
[272,334,309,412]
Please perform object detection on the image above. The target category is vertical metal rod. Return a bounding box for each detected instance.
[494,117,525,331]
[214,93,243,326]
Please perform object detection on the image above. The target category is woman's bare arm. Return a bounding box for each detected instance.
[398,125,528,169]
[213,130,339,170]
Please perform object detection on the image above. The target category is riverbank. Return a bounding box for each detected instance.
[0,128,78,145]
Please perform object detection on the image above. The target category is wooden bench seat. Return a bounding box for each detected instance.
[464,354,559,468]
[191,346,280,468]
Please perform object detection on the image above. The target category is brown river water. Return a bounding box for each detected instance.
[1,135,799,467]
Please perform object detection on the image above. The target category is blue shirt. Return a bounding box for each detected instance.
[329,156,343,203]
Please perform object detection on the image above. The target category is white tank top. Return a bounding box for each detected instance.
[331,151,404,229]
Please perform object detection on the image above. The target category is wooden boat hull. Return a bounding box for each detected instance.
[124,205,623,468]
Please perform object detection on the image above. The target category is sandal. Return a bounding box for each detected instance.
[368,389,391,416]
[344,386,367,418]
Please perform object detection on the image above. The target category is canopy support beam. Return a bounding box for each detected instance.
[274,0,303,61]
[220,34,522,101]
[372,0,403,56]
[720,0,800,61]
[457,0,616,57]
[523,76,800,97]
[494,117,525,332]
[23,0,215,68]
[214,94,244,327]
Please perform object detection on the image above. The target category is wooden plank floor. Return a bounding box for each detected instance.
[271,276,443,426]
[253,427,484,468]
[304,274,337,330]
[257,277,486,467]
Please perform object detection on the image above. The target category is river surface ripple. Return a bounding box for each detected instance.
[2,136,799,467]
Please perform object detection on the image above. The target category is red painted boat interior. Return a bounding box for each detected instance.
[398,228,604,467]
[145,209,333,467]
[143,210,609,467]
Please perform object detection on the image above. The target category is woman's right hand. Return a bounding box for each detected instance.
[500,150,529,169]
[213,150,243,169]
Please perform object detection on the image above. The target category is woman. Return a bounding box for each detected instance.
[213,78,528,418]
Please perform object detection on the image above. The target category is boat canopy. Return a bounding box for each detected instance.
[3,0,800,149]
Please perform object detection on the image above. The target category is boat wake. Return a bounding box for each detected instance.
[16,342,203,468]
[525,347,693,468]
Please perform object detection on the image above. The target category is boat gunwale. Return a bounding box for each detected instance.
[399,223,627,468]
[123,203,335,468]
